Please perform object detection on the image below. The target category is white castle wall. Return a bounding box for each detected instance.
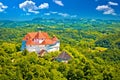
[26,45,45,53]
[46,41,60,52]
[26,41,60,53]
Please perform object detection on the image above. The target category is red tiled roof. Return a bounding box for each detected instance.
[34,32,47,39]
[23,32,58,45]
[28,32,37,39]
[26,40,35,45]
[23,32,37,40]
[42,32,50,38]
[41,39,56,45]
[52,36,58,41]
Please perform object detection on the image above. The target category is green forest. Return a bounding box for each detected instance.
[0,19,120,80]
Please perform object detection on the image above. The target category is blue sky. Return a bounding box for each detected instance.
[0,0,120,21]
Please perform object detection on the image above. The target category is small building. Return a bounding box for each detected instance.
[55,51,72,63]
[21,32,60,55]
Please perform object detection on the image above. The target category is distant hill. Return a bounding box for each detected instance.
[0,18,120,28]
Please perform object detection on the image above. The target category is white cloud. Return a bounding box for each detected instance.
[44,13,50,15]
[96,5,109,10]
[108,1,118,6]
[103,9,116,15]
[28,9,39,14]
[19,1,49,14]
[96,5,116,15]
[19,1,38,14]
[96,1,119,16]
[53,0,64,6]
[58,13,69,17]
[44,11,77,18]
[0,2,8,12]
[44,11,58,16]
[50,11,58,14]
[39,3,49,9]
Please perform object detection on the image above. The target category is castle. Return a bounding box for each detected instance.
[21,32,60,54]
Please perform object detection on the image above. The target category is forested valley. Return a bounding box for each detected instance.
[0,18,120,80]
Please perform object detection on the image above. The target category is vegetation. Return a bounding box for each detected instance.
[0,18,120,80]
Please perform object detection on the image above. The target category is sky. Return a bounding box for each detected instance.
[0,0,120,21]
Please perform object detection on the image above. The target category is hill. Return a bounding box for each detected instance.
[0,18,120,80]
